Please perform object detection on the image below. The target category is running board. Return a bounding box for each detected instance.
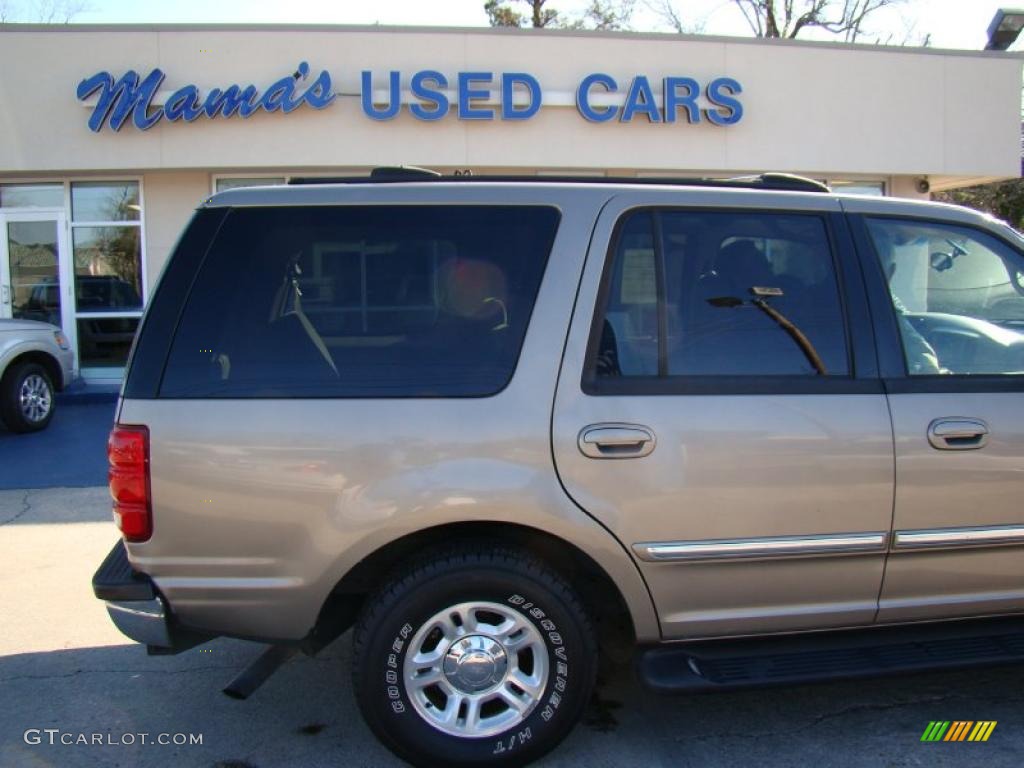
[637,616,1024,693]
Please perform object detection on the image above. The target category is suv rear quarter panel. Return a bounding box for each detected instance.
[118,185,660,643]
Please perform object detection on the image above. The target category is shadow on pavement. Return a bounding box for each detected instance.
[1,635,1022,768]
[0,636,400,768]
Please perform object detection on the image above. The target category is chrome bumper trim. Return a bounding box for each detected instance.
[106,596,172,647]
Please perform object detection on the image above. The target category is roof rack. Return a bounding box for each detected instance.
[287,168,831,193]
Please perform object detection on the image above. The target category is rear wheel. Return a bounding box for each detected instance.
[352,547,596,767]
[0,362,55,433]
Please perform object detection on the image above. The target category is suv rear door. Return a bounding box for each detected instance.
[552,191,895,640]
[848,205,1024,622]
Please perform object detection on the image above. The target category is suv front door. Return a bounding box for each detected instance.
[553,193,895,640]
[852,211,1024,623]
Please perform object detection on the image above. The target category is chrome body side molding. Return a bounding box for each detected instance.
[633,532,888,563]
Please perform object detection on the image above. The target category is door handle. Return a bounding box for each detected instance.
[1,284,9,304]
[927,418,989,450]
[578,424,656,459]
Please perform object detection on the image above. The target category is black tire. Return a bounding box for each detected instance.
[352,546,597,768]
[0,362,55,433]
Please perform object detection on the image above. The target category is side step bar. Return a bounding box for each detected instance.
[638,616,1024,693]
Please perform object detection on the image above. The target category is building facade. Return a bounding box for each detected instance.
[0,24,1021,379]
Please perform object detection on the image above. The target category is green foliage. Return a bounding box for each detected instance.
[934,178,1024,231]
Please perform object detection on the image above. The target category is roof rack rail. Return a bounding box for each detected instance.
[287,170,831,193]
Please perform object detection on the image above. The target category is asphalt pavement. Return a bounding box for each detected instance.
[0,487,1021,768]
[0,401,115,489]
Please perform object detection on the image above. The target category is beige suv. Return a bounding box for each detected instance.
[93,172,1024,767]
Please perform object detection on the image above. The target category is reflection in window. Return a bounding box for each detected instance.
[0,183,63,208]
[6,220,61,326]
[866,218,1024,375]
[77,317,140,367]
[72,227,143,310]
[71,181,140,222]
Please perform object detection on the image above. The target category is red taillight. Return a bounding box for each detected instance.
[108,425,151,542]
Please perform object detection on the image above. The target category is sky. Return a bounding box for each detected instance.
[2,0,1022,51]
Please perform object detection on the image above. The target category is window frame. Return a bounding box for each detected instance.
[849,212,1024,394]
[582,206,881,397]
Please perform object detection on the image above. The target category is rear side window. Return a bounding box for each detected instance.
[590,209,849,384]
[160,205,559,397]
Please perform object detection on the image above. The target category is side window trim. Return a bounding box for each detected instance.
[848,211,1024,393]
[582,205,874,396]
[652,209,669,377]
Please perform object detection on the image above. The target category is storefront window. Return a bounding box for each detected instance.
[76,316,140,368]
[71,181,141,222]
[72,227,143,310]
[215,177,286,192]
[70,180,144,369]
[830,180,885,196]
[0,183,63,208]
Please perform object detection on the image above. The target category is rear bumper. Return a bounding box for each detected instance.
[93,540,209,652]
[106,597,173,647]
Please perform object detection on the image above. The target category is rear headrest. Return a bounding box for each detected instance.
[716,240,773,288]
[438,258,507,319]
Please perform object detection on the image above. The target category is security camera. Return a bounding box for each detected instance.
[916,177,931,194]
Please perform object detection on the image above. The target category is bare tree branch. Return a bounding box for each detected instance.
[485,0,634,30]
[730,0,906,40]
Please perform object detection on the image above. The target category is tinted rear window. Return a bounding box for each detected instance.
[159,205,559,398]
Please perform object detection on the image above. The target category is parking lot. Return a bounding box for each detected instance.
[1,404,1021,767]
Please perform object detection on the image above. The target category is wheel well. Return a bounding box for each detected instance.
[3,351,64,392]
[313,522,637,660]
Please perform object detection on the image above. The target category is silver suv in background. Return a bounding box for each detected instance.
[0,318,74,432]
[93,171,1024,767]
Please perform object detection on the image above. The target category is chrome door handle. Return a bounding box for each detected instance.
[927,418,989,450]
[578,424,656,459]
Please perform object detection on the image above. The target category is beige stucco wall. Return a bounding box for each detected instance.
[0,25,1020,182]
[140,171,209,290]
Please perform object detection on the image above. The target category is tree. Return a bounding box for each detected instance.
[485,0,561,27]
[0,0,91,23]
[575,0,635,30]
[485,0,634,30]
[644,0,706,33]
[934,179,1024,231]
[732,0,904,41]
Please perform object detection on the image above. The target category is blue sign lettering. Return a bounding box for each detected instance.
[501,73,541,120]
[77,66,743,132]
[705,77,743,126]
[620,76,660,123]
[410,70,449,120]
[457,72,495,120]
[363,70,402,121]
[576,73,618,122]
[663,76,700,124]
[77,61,335,132]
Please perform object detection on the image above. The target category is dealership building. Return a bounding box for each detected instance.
[0,23,1021,381]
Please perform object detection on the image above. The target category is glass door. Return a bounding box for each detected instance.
[0,210,76,371]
